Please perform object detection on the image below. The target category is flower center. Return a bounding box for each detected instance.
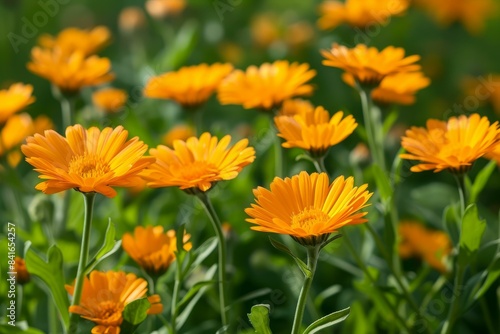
[95,301,123,322]
[178,161,217,180]
[291,207,329,232]
[68,153,110,178]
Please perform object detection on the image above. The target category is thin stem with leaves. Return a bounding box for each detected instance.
[68,192,96,334]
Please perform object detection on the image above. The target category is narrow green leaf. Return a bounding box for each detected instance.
[443,204,460,246]
[176,224,186,256]
[176,265,217,330]
[248,304,272,334]
[474,255,500,300]
[470,160,497,204]
[369,164,393,204]
[382,109,399,135]
[121,298,151,334]
[192,237,217,268]
[176,280,217,311]
[458,204,486,266]
[85,219,121,274]
[269,237,311,277]
[303,307,350,334]
[0,324,45,334]
[24,242,69,327]
[314,285,342,309]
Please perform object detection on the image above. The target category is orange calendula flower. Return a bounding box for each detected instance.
[21,125,155,198]
[38,26,111,56]
[318,0,409,30]
[414,0,496,34]
[66,270,162,334]
[1,114,53,167]
[399,221,451,273]
[14,257,30,284]
[343,71,431,105]
[0,83,35,124]
[246,172,372,246]
[142,132,256,193]
[122,226,192,276]
[146,0,186,19]
[144,63,233,108]
[275,106,357,157]
[400,113,500,173]
[92,88,128,113]
[278,99,314,116]
[321,43,421,86]
[162,124,195,147]
[27,47,114,94]
[218,61,316,111]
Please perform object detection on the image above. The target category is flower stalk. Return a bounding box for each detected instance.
[196,192,228,327]
[68,192,95,334]
[291,245,320,334]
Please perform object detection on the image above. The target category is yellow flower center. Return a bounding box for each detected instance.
[178,161,217,180]
[68,153,110,178]
[291,207,329,231]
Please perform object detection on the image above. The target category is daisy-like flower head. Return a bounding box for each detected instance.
[321,43,421,87]
[278,99,314,116]
[218,60,316,111]
[245,172,372,247]
[399,221,451,273]
[21,125,155,198]
[162,124,195,147]
[27,47,114,94]
[414,0,496,34]
[342,71,431,105]
[92,88,128,113]
[122,226,192,276]
[66,270,162,334]
[142,132,256,193]
[400,113,500,174]
[0,83,35,124]
[144,63,234,109]
[274,106,357,158]
[38,26,111,56]
[1,114,53,167]
[318,0,409,31]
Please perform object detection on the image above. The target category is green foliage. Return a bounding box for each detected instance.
[458,205,486,267]
[121,298,151,334]
[303,307,350,334]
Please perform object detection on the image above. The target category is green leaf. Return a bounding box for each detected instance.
[176,223,186,255]
[24,242,69,327]
[85,219,121,274]
[443,204,460,246]
[382,109,399,135]
[184,236,218,276]
[470,160,496,204]
[303,307,350,334]
[474,255,500,300]
[0,324,45,334]
[314,285,342,309]
[458,204,486,266]
[369,164,393,205]
[269,237,311,277]
[247,304,272,334]
[176,280,217,312]
[155,20,199,72]
[121,298,151,334]
[176,265,217,330]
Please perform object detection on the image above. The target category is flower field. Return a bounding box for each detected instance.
[1,1,500,333]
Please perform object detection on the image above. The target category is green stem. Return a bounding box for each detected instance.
[274,127,284,178]
[312,156,327,174]
[454,174,466,217]
[60,95,75,130]
[343,232,412,333]
[68,192,96,334]
[170,259,182,334]
[291,246,320,334]
[196,192,228,328]
[441,265,465,334]
[48,297,59,334]
[359,87,385,171]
